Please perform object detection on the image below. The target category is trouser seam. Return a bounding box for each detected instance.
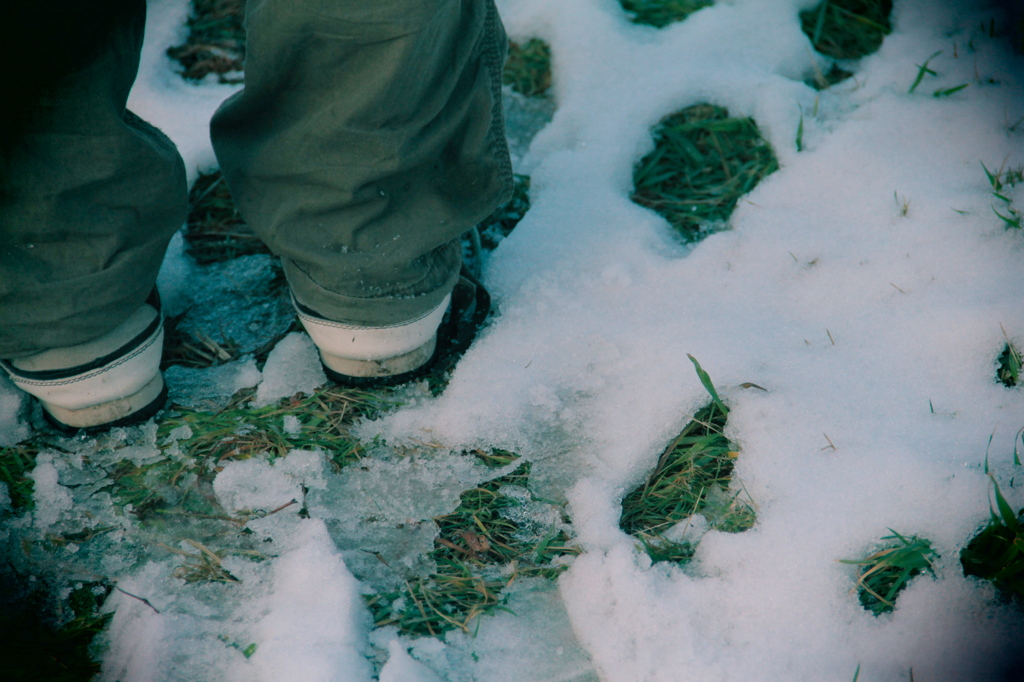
[483,0,514,206]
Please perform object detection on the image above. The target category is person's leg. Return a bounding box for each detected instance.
[0,0,187,429]
[211,0,512,380]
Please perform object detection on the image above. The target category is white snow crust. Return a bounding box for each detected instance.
[2,0,1023,680]
[254,332,328,407]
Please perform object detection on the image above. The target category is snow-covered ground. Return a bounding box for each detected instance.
[2,0,1023,680]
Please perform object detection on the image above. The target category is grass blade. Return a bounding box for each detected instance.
[990,475,1020,532]
[909,51,942,93]
[933,83,969,97]
[796,107,805,152]
[993,206,1022,229]
[1014,426,1023,467]
[687,354,729,415]
[981,161,1000,190]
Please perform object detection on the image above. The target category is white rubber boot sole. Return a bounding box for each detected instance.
[42,373,167,431]
[1,298,167,432]
[294,294,449,384]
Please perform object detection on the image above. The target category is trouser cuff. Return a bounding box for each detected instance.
[283,241,462,326]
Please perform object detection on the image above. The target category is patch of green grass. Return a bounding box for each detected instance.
[801,0,893,61]
[961,476,1024,604]
[998,342,1022,388]
[620,0,713,28]
[982,162,1024,231]
[0,442,41,511]
[167,0,246,83]
[631,103,778,241]
[162,386,375,466]
[365,450,579,637]
[619,401,755,565]
[840,531,938,615]
[503,39,553,98]
[106,387,379,524]
[219,634,258,658]
[992,205,1023,229]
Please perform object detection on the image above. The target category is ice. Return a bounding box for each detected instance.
[112,421,164,466]
[172,255,295,358]
[214,458,303,516]
[156,231,195,318]
[459,584,599,682]
[0,373,30,446]
[254,332,327,407]
[400,579,599,682]
[30,453,74,530]
[213,450,328,523]
[502,86,557,168]
[378,641,446,682]
[275,448,329,489]
[308,449,495,588]
[165,356,262,410]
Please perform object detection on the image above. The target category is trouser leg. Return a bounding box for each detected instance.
[211,0,513,327]
[0,0,187,359]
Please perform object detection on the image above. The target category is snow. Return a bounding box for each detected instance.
[379,641,447,682]
[254,332,328,407]
[2,0,1023,680]
[254,520,373,682]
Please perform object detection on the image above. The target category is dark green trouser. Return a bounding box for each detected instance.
[0,0,511,358]
[0,1,186,358]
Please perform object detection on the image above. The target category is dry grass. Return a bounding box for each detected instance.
[167,0,246,83]
[504,39,553,98]
[183,171,269,266]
